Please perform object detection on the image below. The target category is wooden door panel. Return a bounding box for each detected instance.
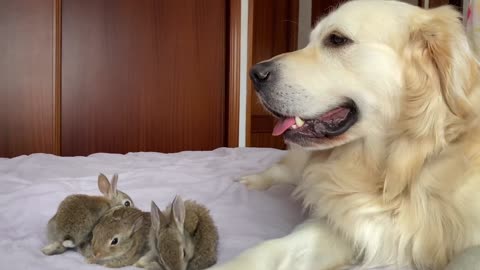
[0,0,56,157]
[250,0,298,118]
[248,0,298,149]
[61,0,226,156]
[311,0,342,26]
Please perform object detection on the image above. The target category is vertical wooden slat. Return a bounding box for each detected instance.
[53,0,62,155]
[246,0,254,147]
[227,0,241,147]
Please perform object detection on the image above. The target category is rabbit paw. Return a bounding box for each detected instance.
[237,174,272,191]
[62,240,75,248]
[41,242,66,255]
[85,256,97,264]
[135,252,156,268]
[145,261,162,270]
[134,260,147,268]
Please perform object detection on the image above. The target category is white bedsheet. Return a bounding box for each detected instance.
[0,147,403,270]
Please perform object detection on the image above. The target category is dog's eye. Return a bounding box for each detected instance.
[324,32,352,48]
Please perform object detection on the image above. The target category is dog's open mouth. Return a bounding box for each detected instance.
[271,101,358,140]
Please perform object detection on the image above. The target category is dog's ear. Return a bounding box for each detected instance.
[406,6,476,119]
[384,6,478,201]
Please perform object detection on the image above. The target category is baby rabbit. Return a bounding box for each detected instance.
[41,173,134,256]
[87,206,151,267]
[143,196,218,270]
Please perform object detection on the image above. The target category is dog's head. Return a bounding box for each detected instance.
[250,0,478,150]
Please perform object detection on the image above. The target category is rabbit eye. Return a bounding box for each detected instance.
[124,201,131,207]
[182,249,186,258]
[111,237,118,246]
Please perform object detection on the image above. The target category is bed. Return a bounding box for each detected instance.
[0,147,404,269]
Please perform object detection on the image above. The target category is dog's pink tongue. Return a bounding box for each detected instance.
[272,117,295,136]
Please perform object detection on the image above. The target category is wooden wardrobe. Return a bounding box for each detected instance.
[0,0,241,157]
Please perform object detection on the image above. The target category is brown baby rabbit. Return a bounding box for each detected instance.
[87,206,151,268]
[41,173,134,256]
[142,196,218,270]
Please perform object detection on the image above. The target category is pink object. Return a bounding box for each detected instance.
[272,117,295,136]
[319,107,349,122]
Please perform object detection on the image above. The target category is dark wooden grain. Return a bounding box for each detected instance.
[227,0,241,147]
[54,0,62,155]
[251,115,275,133]
[428,0,462,11]
[428,0,450,7]
[0,0,56,157]
[246,0,255,147]
[61,0,226,155]
[247,0,298,149]
[311,0,342,26]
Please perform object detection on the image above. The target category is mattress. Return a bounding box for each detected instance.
[0,147,403,269]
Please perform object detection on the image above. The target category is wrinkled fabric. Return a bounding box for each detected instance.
[0,148,405,269]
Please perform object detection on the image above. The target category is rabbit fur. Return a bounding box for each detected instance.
[140,196,218,270]
[41,173,134,256]
[87,206,151,268]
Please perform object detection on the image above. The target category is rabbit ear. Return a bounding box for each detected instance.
[129,215,144,237]
[98,173,111,197]
[171,196,185,233]
[110,174,119,197]
[151,201,161,231]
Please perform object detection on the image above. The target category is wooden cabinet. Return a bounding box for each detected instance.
[0,0,59,157]
[0,0,238,157]
[61,0,226,155]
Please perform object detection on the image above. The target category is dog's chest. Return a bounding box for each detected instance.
[297,171,399,265]
[296,154,477,268]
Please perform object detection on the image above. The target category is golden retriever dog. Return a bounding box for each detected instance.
[208,0,480,270]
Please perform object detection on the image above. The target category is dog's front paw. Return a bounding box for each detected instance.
[237,174,272,191]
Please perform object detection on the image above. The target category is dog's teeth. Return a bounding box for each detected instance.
[291,124,298,129]
[295,116,305,127]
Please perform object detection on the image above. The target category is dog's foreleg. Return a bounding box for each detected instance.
[238,146,314,190]
[207,219,353,270]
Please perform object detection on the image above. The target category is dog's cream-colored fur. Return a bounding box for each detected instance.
[210,1,480,269]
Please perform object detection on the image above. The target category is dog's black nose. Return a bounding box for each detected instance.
[249,62,274,87]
